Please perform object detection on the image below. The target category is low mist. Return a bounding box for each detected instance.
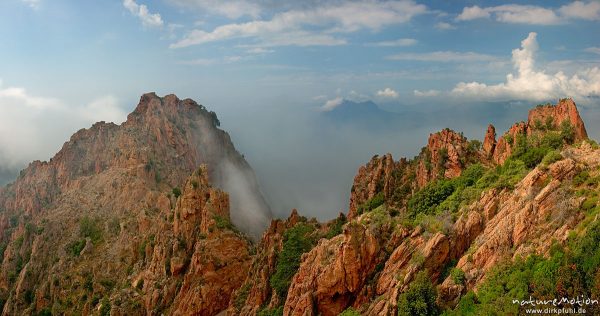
[221,98,600,221]
[216,159,272,239]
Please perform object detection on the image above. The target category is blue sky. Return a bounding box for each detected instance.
[0,0,599,216]
[1,0,598,109]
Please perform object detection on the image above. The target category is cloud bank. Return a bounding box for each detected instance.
[123,0,164,27]
[376,88,399,98]
[170,0,427,48]
[457,1,600,25]
[0,82,126,184]
[450,32,600,102]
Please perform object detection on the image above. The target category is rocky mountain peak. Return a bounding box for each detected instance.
[416,128,471,187]
[490,98,588,165]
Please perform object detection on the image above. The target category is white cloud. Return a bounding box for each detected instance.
[376,88,399,98]
[224,55,243,63]
[0,82,126,170]
[456,2,600,25]
[169,0,262,19]
[177,55,245,66]
[414,89,440,97]
[123,0,164,27]
[246,47,275,54]
[559,1,600,20]
[21,0,40,9]
[456,5,490,21]
[348,90,370,102]
[492,5,561,24]
[584,47,600,55]
[171,1,427,48]
[177,58,216,66]
[387,51,497,62]
[320,96,343,111]
[435,22,456,30]
[450,32,600,102]
[367,38,417,47]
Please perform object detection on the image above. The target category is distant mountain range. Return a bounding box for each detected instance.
[320,99,423,130]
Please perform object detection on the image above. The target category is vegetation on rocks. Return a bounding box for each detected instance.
[270,222,319,298]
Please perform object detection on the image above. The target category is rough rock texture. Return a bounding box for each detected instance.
[492,121,528,165]
[349,128,474,219]
[347,154,403,219]
[0,95,593,315]
[0,93,268,315]
[483,124,496,158]
[527,98,587,140]
[243,98,593,315]
[283,222,380,316]
[226,210,303,316]
[491,98,588,164]
[416,128,471,187]
[134,167,252,316]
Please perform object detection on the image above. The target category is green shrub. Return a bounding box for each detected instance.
[24,289,34,304]
[545,117,555,130]
[36,308,52,316]
[13,235,24,249]
[503,134,514,145]
[99,297,111,316]
[397,271,439,316]
[581,197,598,212]
[67,239,86,257]
[560,120,575,144]
[443,291,477,316]
[573,170,590,186]
[541,150,562,166]
[450,268,466,285]
[325,214,346,239]
[541,132,564,149]
[357,192,385,215]
[84,273,93,292]
[446,221,600,315]
[408,180,455,218]
[213,215,239,233]
[270,223,317,298]
[234,283,250,311]
[478,159,527,190]
[172,187,182,198]
[339,307,361,316]
[467,139,482,152]
[517,146,549,168]
[409,164,486,218]
[257,306,283,316]
[79,216,102,244]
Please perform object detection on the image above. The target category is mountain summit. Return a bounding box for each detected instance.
[0,93,270,313]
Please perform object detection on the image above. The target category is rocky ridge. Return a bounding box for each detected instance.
[0,93,270,314]
[0,95,594,316]
[227,98,595,315]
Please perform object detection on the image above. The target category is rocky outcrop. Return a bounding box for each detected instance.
[416,128,471,187]
[226,211,301,316]
[348,154,402,219]
[527,98,587,140]
[490,98,588,164]
[348,129,474,219]
[133,166,252,316]
[483,124,496,158]
[283,222,380,316]
[0,93,268,315]
[282,99,593,315]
